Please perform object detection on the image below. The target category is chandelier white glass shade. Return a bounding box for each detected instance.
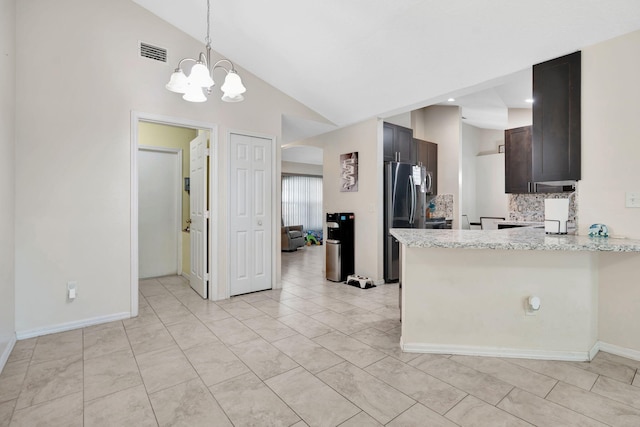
[165,0,246,103]
[166,56,245,103]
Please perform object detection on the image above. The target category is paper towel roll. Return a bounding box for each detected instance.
[544,199,569,234]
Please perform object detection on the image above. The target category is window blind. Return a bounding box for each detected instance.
[281,175,323,231]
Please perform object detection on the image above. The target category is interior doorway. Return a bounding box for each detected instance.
[131,112,217,316]
[280,145,324,257]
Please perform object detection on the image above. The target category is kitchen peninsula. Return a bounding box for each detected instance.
[392,227,640,361]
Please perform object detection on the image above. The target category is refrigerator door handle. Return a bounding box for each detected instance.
[409,174,416,225]
[385,162,396,232]
[426,172,433,194]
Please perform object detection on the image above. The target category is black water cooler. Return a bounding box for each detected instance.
[325,213,355,282]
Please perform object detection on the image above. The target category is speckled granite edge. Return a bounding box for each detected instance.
[390,227,640,252]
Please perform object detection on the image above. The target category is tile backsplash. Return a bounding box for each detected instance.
[429,192,577,226]
[430,193,454,219]
[509,192,578,226]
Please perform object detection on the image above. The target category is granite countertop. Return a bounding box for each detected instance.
[390,227,640,252]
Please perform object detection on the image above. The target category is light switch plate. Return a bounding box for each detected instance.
[626,192,640,208]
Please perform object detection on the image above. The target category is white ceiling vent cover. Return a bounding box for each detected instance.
[139,41,167,63]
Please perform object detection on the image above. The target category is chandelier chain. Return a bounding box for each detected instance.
[205,0,212,48]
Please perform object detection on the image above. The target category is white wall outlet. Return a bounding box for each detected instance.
[67,281,77,300]
[525,295,541,316]
[625,192,640,208]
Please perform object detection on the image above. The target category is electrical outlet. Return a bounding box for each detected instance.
[524,296,541,316]
[67,281,77,300]
[626,192,640,208]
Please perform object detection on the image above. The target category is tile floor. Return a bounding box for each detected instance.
[1,244,640,426]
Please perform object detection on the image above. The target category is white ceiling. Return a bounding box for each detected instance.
[442,68,533,129]
[133,0,640,131]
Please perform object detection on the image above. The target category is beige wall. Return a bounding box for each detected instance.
[581,30,640,240]
[460,123,480,221]
[296,118,383,281]
[281,161,323,176]
[507,108,533,129]
[14,0,327,334]
[383,112,412,128]
[461,125,506,223]
[181,232,190,279]
[412,106,462,227]
[402,247,599,357]
[138,122,197,231]
[598,253,640,353]
[0,0,16,361]
[476,128,504,155]
[581,30,640,353]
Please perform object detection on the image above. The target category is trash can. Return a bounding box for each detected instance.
[325,239,341,282]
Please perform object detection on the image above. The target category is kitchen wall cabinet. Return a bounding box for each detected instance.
[505,51,581,193]
[532,51,581,182]
[383,122,438,194]
[415,139,438,195]
[383,122,414,163]
[504,126,532,193]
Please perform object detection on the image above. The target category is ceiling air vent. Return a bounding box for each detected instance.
[139,42,167,63]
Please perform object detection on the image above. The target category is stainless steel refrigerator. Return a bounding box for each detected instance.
[384,161,434,282]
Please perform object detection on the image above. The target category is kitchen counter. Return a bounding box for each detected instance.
[391,227,640,252]
[394,227,640,361]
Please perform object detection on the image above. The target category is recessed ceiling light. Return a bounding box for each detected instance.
[525,98,534,103]
[447,98,455,102]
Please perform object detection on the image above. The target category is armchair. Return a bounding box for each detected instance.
[281,224,305,251]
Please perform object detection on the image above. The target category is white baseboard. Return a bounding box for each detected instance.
[180,271,191,281]
[597,341,640,362]
[402,342,592,362]
[16,312,131,340]
[0,335,17,373]
[589,341,601,361]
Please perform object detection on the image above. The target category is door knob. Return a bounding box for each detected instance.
[257,220,262,226]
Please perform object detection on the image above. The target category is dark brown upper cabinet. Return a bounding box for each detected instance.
[505,126,532,193]
[383,122,414,163]
[532,51,581,182]
[415,139,438,195]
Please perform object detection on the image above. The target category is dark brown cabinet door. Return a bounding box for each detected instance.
[383,122,414,163]
[505,126,532,193]
[532,51,581,182]
[396,125,414,163]
[383,123,395,162]
[415,139,438,195]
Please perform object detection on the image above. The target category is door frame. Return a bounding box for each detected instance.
[138,145,183,278]
[131,111,217,316]
[226,129,279,299]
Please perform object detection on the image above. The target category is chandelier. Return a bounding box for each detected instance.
[165,0,246,103]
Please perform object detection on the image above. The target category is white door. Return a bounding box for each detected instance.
[229,133,272,296]
[190,133,209,298]
[138,148,181,278]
